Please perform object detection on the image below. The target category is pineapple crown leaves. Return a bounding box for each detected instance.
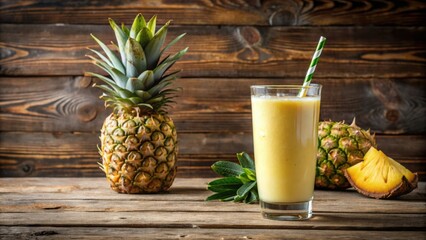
[206,152,259,204]
[86,13,188,114]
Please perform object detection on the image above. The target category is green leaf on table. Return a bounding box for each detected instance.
[207,177,243,192]
[237,172,251,184]
[211,161,244,177]
[237,181,257,198]
[250,188,259,200]
[244,191,258,204]
[206,152,259,204]
[206,190,236,202]
[237,152,255,170]
[243,168,256,181]
[233,194,246,202]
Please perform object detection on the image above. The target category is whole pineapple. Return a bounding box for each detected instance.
[316,119,376,189]
[87,14,187,193]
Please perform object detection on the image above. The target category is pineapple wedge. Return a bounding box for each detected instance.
[344,147,418,199]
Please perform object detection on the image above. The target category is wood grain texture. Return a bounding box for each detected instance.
[0,132,424,178]
[1,0,425,26]
[1,77,425,134]
[2,191,425,213]
[1,177,423,199]
[2,227,425,240]
[3,211,425,229]
[0,178,424,239]
[0,76,106,132]
[0,24,425,78]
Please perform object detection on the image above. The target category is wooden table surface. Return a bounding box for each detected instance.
[0,178,425,239]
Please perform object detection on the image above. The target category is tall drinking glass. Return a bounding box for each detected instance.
[251,84,322,220]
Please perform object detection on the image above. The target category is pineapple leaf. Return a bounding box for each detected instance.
[137,70,155,90]
[147,15,157,35]
[237,181,257,198]
[145,20,170,69]
[136,27,153,48]
[94,84,117,96]
[110,41,119,51]
[250,188,259,200]
[86,55,111,72]
[153,61,173,80]
[130,13,143,39]
[161,33,187,56]
[109,18,128,65]
[223,196,238,202]
[206,152,259,204]
[87,72,123,94]
[211,161,244,177]
[237,152,255,170]
[146,78,173,96]
[137,103,154,109]
[159,89,180,99]
[146,95,165,104]
[125,77,143,92]
[88,48,113,67]
[93,65,124,90]
[100,80,132,98]
[233,194,246,202]
[135,90,152,100]
[125,38,147,76]
[206,190,236,202]
[121,23,130,36]
[128,96,143,104]
[161,70,181,82]
[244,192,258,204]
[137,102,153,107]
[139,14,147,28]
[238,172,251,184]
[91,33,125,74]
[113,96,136,106]
[108,68,127,89]
[207,177,243,192]
[153,47,188,80]
[243,168,256,181]
[125,61,138,78]
[88,57,126,89]
[160,88,180,94]
[116,89,134,99]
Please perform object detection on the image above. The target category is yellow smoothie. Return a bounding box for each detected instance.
[252,95,320,203]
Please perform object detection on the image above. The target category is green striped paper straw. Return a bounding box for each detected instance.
[298,36,326,97]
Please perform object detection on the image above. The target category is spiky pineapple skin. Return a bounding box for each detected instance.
[315,120,376,189]
[100,111,178,193]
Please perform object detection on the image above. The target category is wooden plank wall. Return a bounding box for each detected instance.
[0,0,425,179]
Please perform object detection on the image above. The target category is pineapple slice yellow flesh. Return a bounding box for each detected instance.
[387,157,416,183]
[344,147,418,199]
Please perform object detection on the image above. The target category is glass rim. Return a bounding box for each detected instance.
[250,83,322,90]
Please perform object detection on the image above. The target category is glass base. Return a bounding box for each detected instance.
[260,199,312,221]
